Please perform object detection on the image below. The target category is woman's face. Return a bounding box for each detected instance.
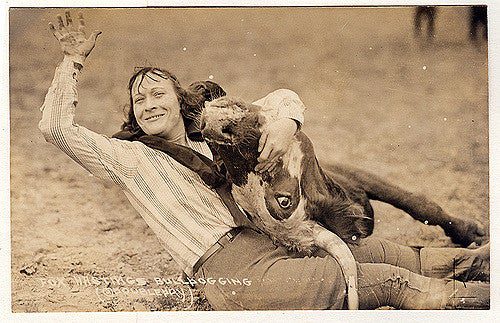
[132,72,184,139]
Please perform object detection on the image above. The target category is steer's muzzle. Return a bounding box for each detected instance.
[200,113,235,145]
[201,97,263,147]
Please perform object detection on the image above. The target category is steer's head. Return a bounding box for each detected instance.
[201,96,371,253]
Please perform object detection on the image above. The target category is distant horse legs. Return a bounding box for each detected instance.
[469,6,487,43]
[414,6,437,40]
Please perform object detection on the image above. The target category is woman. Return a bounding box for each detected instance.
[40,11,489,310]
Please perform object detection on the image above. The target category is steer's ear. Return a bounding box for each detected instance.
[188,80,226,102]
[318,203,373,244]
[298,133,349,216]
[298,133,374,243]
[299,136,332,219]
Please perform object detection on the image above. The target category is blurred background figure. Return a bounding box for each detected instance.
[469,5,487,44]
[414,6,437,41]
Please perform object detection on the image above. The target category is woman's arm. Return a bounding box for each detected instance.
[39,12,138,185]
[252,89,307,173]
[252,88,305,125]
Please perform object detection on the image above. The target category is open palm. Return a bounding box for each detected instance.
[49,11,101,60]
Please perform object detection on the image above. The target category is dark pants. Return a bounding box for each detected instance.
[196,229,488,310]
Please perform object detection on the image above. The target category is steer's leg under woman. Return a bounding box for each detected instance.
[195,229,489,310]
[347,236,489,281]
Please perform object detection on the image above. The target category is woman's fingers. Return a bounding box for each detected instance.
[48,22,63,39]
[255,118,297,173]
[65,11,73,29]
[267,148,282,163]
[261,155,281,173]
[48,10,98,60]
[256,144,272,173]
[57,14,65,29]
[77,12,85,32]
[56,11,80,32]
[256,146,285,173]
[258,130,268,153]
[256,156,272,173]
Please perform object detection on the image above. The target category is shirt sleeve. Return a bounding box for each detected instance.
[38,56,138,186]
[252,89,306,126]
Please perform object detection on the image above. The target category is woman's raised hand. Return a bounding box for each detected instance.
[255,118,298,173]
[49,11,101,62]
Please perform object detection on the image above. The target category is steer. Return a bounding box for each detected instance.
[199,95,487,309]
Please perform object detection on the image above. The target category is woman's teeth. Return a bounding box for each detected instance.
[146,114,164,121]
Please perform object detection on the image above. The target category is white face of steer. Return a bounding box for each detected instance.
[231,140,320,252]
[201,97,318,252]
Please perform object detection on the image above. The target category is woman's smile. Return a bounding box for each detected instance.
[144,112,166,121]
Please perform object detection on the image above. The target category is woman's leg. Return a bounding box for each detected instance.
[348,236,489,281]
[357,262,490,310]
[197,229,347,310]
[420,242,489,281]
[196,229,489,310]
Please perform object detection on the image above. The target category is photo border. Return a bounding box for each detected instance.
[2,0,498,321]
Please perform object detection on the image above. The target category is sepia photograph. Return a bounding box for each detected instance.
[7,2,492,316]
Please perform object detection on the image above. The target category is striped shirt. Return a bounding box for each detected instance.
[39,56,306,275]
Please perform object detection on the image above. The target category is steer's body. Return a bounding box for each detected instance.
[200,96,485,249]
[199,95,486,310]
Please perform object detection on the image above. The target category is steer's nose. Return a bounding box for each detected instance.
[221,122,234,136]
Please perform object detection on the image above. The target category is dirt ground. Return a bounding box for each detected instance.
[9,7,488,312]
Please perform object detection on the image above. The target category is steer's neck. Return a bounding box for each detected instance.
[214,144,259,187]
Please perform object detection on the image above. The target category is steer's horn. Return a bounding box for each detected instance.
[312,224,358,310]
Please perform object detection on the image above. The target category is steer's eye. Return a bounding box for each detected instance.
[276,196,292,209]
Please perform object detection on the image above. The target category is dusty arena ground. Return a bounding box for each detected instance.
[10,7,488,312]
